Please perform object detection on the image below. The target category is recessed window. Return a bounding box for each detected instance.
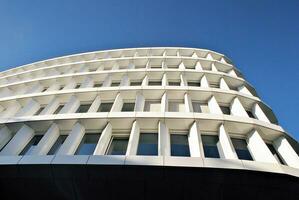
[94,83,102,87]
[97,102,113,112]
[168,81,180,86]
[144,100,161,112]
[202,135,220,158]
[121,102,135,112]
[148,81,162,86]
[48,135,67,155]
[151,65,161,69]
[106,137,129,155]
[246,110,256,119]
[137,133,158,156]
[75,84,81,89]
[220,106,231,115]
[75,134,100,155]
[35,107,44,115]
[168,100,185,112]
[53,105,64,114]
[111,82,120,87]
[267,143,285,165]
[231,138,253,160]
[20,135,43,155]
[185,65,195,70]
[188,81,200,87]
[210,83,220,88]
[171,134,190,157]
[76,104,91,113]
[130,81,142,86]
[192,102,209,113]
[89,68,97,72]
[119,66,127,70]
[42,87,48,92]
[167,65,178,69]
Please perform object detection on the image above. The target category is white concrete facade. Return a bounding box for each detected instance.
[0,47,298,177]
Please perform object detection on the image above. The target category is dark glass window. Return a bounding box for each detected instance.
[137,133,158,155]
[53,105,64,114]
[20,135,43,155]
[267,143,285,165]
[231,138,253,160]
[76,104,91,113]
[188,81,200,87]
[246,110,256,119]
[171,134,190,156]
[151,65,161,69]
[94,83,102,87]
[75,84,81,89]
[192,102,202,113]
[121,103,135,112]
[75,134,100,155]
[220,106,231,115]
[168,81,180,86]
[48,135,67,155]
[202,135,220,158]
[97,103,113,112]
[106,137,129,155]
[148,81,162,86]
[35,107,44,115]
[185,65,195,69]
[130,81,142,86]
[210,83,220,88]
[111,82,120,87]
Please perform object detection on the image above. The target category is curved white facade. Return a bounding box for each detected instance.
[0,47,298,177]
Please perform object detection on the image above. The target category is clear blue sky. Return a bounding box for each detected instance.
[0,0,298,139]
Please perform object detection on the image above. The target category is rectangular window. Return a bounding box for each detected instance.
[89,68,97,72]
[20,135,43,155]
[231,138,253,160]
[168,81,180,86]
[94,83,102,87]
[75,84,81,89]
[148,81,162,86]
[185,65,195,70]
[188,81,201,87]
[144,100,161,112]
[220,106,231,115]
[202,135,220,158]
[75,134,100,155]
[137,133,158,155]
[168,100,185,112]
[42,87,48,92]
[121,102,135,112]
[111,82,120,87]
[53,105,64,114]
[76,104,91,113]
[130,81,142,86]
[167,65,178,69]
[106,137,129,155]
[97,102,113,112]
[151,65,162,69]
[48,135,67,155]
[210,83,220,88]
[246,110,256,119]
[193,102,209,113]
[267,143,285,165]
[35,107,44,115]
[171,134,190,156]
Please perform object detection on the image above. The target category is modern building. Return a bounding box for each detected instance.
[0,47,298,199]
